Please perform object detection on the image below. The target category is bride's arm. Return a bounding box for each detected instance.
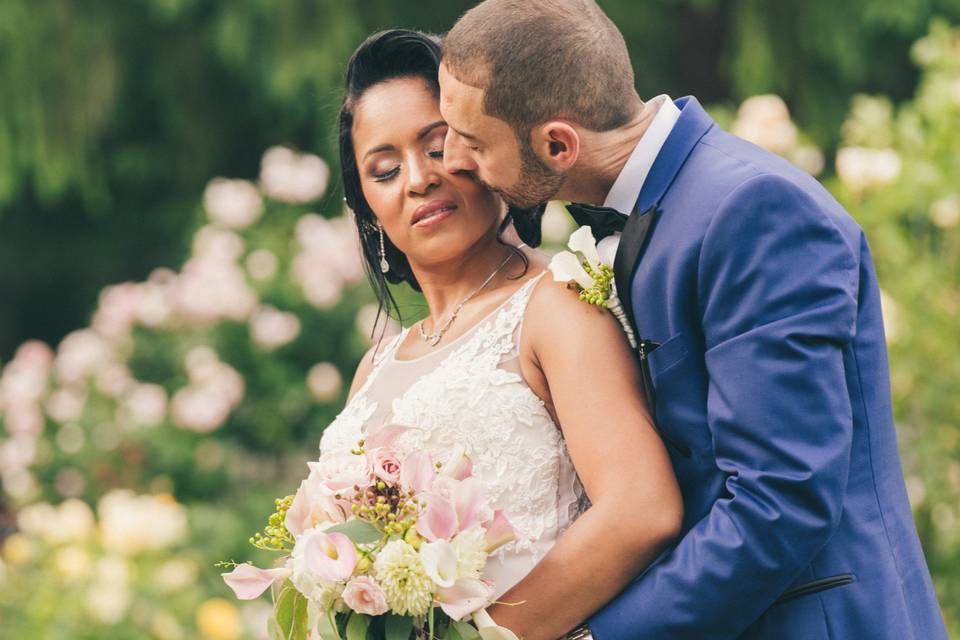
[488,277,683,639]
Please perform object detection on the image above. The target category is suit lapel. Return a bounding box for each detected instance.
[613,204,656,333]
[611,96,716,337]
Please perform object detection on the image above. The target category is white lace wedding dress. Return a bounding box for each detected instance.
[319,272,585,598]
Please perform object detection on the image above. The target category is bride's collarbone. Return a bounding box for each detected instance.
[393,272,544,360]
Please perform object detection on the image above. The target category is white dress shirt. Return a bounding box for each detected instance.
[595,95,681,265]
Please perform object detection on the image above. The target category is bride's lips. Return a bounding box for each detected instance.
[411,200,457,228]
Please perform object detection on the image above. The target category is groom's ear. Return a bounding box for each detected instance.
[532,121,580,171]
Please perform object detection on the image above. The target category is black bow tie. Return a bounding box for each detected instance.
[565,202,628,240]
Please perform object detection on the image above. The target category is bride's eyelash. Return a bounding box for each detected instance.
[373,167,400,182]
[372,150,444,183]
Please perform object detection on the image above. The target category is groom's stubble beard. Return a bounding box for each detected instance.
[477,138,566,210]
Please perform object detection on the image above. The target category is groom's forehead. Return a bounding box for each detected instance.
[439,63,489,130]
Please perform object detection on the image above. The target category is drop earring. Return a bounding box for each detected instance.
[377,222,389,274]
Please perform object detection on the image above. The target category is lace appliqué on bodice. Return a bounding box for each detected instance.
[320,274,583,575]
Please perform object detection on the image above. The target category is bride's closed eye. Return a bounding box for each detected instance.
[370,148,444,183]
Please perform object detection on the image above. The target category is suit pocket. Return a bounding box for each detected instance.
[772,573,855,606]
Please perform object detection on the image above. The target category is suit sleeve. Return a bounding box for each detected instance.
[589,173,860,638]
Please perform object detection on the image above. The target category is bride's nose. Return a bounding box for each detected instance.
[406,156,442,196]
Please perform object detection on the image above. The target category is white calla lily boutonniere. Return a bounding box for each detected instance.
[548,226,638,349]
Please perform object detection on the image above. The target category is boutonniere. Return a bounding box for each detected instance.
[548,226,637,349]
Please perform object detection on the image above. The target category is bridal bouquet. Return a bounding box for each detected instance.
[220,424,519,640]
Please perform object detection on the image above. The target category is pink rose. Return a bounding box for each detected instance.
[309,450,372,493]
[369,448,402,484]
[342,575,389,616]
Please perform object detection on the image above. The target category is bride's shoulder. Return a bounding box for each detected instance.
[525,263,625,339]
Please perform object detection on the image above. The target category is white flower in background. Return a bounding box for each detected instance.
[85,583,131,625]
[930,194,960,228]
[171,385,233,433]
[54,545,93,581]
[91,282,140,340]
[541,201,575,245]
[789,145,826,176]
[203,178,263,229]
[0,341,53,409]
[2,469,38,501]
[55,422,85,454]
[307,362,342,403]
[55,329,113,386]
[175,257,258,325]
[96,363,134,398]
[192,226,246,262]
[249,305,301,351]
[733,95,798,155]
[120,383,168,427]
[45,386,87,423]
[0,434,37,471]
[2,402,44,435]
[835,147,902,193]
[135,276,176,328]
[171,347,243,432]
[245,248,279,281]
[879,289,903,343]
[291,213,365,309]
[153,557,200,593]
[98,490,188,554]
[260,146,330,204]
[16,498,96,545]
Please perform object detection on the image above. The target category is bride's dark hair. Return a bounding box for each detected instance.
[338,29,545,331]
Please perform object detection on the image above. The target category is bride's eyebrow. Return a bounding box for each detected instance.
[417,120,447,140]
[362,120,448,161]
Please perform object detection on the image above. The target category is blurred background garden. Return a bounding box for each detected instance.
[1,0,958,637]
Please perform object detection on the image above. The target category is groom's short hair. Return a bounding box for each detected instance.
[442,0,636,136]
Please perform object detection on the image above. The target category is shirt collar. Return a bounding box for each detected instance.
[602,95,681,215]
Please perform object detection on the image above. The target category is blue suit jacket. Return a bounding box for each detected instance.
[588,97,946,639]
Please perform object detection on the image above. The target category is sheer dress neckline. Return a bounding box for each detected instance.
[391,271,547,364]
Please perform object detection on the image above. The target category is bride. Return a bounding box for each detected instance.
[322,29,682,639]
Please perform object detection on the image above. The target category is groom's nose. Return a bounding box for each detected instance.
[442,131,479,174]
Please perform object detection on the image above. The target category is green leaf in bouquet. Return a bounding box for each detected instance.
[450,620,481,640]
[384,614,414,640]
[345,612,370,640]
[274,581,310,640]
[313,608,342,640]
[325,519,382,544]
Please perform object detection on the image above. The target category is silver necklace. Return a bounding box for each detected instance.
[418,244,526,346]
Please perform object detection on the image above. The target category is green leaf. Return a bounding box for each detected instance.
[345,612,370,640]
[443,623,463,640]
[325,519,382,544]
[314,609,341,640]
[274,582,310,640]
[451,621,482,640]
[384,614,414,640]
[267,615,285,640]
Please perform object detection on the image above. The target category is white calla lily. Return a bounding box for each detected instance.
[548,251,594,289]
[419,539,459,588]
[473,609,521,640]
[567,225,602,269]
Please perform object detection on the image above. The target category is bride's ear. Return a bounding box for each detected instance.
[531,121,580,171]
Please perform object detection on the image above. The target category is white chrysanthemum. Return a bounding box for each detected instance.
[373,540,434,616]
[451,526,488,579]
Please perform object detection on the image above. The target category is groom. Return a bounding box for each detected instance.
[439,1,946,638]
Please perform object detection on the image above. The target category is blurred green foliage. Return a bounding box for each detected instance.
[0,1,958,637]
